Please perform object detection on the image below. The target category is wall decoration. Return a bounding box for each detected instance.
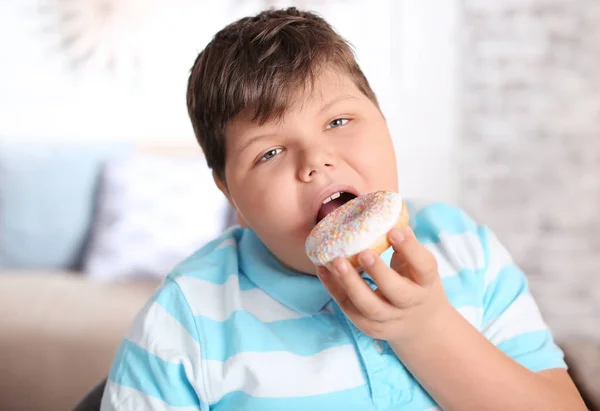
[42,0,156,73]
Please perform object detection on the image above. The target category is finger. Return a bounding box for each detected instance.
[388,226,439,285]
[357,249,421,308]
[317,269,386,333]
[316,265,348,304]
[330,257,397,321]
[316,266,371,321]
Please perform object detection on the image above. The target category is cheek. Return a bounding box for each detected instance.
[348,123,395,164]
[345,122,398,184]
[238,173,295,225]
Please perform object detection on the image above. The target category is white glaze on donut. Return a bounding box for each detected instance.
[305,191,403,266]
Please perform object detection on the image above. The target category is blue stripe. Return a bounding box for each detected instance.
[176,230,237,265]
[476,225,491,292]
[496,330,567,372]
[213,385,441,411]
[212,386,374,410]
[478,224,491,270]
[197,312,352,361]
[408,384,438,411]
[154,280,353,362]
[109,339,202,407]
[482,263,528,325]
[169,229,259,290]
[410,202,479,244]
[153,280,200,340]
[237,274,258,290]
[173,248,245,286]
[442,268,483,311]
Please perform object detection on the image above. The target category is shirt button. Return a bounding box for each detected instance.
[373,339,385,354]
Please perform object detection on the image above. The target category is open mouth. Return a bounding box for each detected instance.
[316,191,357,224]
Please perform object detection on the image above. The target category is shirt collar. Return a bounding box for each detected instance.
[238,228,332,316]
[236,227,400,316]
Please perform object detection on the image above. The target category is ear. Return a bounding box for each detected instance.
[213,171,249,228]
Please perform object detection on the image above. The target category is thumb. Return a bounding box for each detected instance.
[388,226,439,286]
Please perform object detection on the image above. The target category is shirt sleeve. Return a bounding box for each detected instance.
[100,278,210,410]
[479,226,567,372]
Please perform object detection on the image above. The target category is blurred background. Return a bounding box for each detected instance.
[0,0,598,409]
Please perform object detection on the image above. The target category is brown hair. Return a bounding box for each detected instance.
[186,7,378,183]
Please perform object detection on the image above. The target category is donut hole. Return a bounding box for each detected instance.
[316,192,357,224]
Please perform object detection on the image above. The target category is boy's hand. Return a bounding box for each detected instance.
[316,226,452,344]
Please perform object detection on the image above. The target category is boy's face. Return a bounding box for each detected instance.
[219,68,398,275]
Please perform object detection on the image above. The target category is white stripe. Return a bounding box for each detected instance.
[424,407,442,411]
[322,301,336,314]
[482,292,548,345]
[205,345,363,400]
[125,301,209,404]
[178,275,304,322]
[425,231,485,278]
[101,380,201,411]
[457,306,483,329]
[484,230,514,289]
[215,237,236,250]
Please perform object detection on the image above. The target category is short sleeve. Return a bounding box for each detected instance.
[480,226,567,372]
[100,278,210,410]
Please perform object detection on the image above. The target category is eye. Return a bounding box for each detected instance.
[326,118,350,129]
[259,147,283,162]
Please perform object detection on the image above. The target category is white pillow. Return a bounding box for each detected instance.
[83,155,231,282]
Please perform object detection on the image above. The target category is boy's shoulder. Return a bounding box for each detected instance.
[165,226,245,284]
[160,198,492,286]
[164,199,489,278]
[404,198,482,242]
[402,198,490,279]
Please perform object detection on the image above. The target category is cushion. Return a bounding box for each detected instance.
[82,155,231,281]
[0,142,130,270]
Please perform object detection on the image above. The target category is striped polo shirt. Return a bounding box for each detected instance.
[100,201,567,411]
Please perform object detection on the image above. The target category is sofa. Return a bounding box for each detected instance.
[0,141,598,411]
[0,272,160,411]
[0,140,236,411]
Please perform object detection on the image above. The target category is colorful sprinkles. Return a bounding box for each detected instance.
[305,190,403,265]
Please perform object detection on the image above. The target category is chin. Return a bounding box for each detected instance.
[299,261,318,275]
[276,255,315,275]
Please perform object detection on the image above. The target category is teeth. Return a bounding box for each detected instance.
[322,191,343,205]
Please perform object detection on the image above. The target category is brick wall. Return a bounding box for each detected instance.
[461,0,600,340]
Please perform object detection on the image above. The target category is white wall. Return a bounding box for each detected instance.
[391,0,461,204]
[0,0,460,203]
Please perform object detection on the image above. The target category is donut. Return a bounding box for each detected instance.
[305,190,409,270]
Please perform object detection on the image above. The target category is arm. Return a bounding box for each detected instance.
[318,226,587,411]
[390,226,586,411]
[101,279,209,411]
[389,295,584,411]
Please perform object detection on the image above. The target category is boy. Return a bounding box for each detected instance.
[101,7,586,410]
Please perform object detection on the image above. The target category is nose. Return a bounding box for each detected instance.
[298,147,335,183]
